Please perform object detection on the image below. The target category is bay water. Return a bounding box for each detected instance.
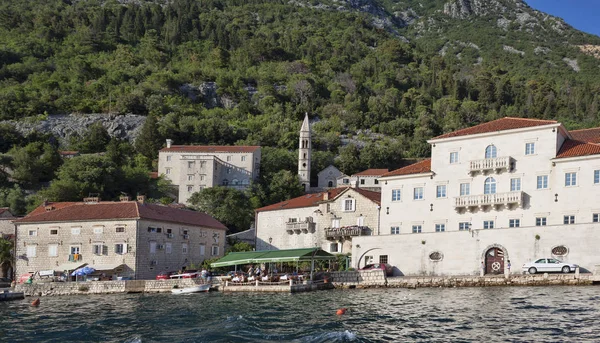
[1,286,598,342]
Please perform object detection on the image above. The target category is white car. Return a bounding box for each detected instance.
[522,258,578,274]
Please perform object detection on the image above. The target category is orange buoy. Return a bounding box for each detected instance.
[336,308,347,315]
[31,298,40,307]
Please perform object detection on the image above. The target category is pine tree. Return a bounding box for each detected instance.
[135,114,163,160]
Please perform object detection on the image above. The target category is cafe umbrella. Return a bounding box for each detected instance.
[71,266,96,281]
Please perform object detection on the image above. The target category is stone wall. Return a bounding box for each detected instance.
[330,270,387,287]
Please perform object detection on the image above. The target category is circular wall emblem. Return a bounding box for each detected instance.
[429,251,443,261]
[491,262,501,271]
[551,245,568,256]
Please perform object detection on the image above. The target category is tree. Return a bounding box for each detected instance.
[135,114,163,160]
[188,187,253,233]
[226,238,254,253]
[267,170,304,204]
[70,122,111,153]
[8,142,61,188]
[336,144,362,176]
[0,237,12,278]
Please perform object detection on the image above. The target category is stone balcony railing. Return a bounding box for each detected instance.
[286,221,316,234]
[325,226,371,239]
[455,191,524,211]
[469,156,511,174]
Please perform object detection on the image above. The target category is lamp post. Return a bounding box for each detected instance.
[268,237,272,250]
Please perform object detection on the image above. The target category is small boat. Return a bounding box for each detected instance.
[170,284,211,294]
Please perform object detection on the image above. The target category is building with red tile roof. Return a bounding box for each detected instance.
[255,187,382,254]
[158,139,262,205]
[15,198,227,280]
[356,117,600,277]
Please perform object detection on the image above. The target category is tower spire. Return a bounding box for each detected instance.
[298,113,311,192]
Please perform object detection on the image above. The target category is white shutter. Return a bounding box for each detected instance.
[199,244,205,256]
[123,243,128,254]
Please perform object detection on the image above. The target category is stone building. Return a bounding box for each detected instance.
[0,208,15,237]
[353,117,600,276]
[157,141,261,204]
[14,197,227,280]
[255,187,381,254]
[336,169,388,192]
[317,165,344,189]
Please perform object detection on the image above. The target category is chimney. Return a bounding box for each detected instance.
[137,195,146,204]
[43,199,49,207]
[166,139,173,148]
[120,195,131,202]
[323,191,329,201]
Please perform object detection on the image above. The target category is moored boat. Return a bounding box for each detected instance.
[170,284,210,294]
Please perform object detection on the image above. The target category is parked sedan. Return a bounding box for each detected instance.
[522,258,578,274]
[360,263,393,276]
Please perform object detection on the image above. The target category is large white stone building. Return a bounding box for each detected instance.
[353,117,600,276]
[255,187,381,254]
[14,197,227,280]
[158,141,261,204]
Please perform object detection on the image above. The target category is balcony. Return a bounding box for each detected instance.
[325,226,371,240]
[286,220,316,234]
[68,254,82,262]
[455,191,524,211]
[469,156,512,175]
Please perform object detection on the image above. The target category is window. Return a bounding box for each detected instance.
[50,229,58,235]
[48,244,58,257]
[93,226,103,234]
[360,179,365,185]
[436,185,447,198]
[343,178,349,184]
[166,243,172,254]
[200,175,205,181]
[565,172,577,187]
[374,179,379,185]
[188,161,194,168]
[188,174,194,181]
[379,255,388,264]
[594,214,599,223]
[115,243,126,254]
[391,227,400,234]
[343,199,355,212]
[116,227,125,233]
[509,219,520,228]
[241,156,246,162]
[93,244,106,255]
[328,180,333,187]
[449,152,459,164]
[460,183,470,196]
[536,217,547,226]
[458,222,470,231]
[413,187,423,200]
[70,246,80,254]
[485,145,497,159]
[435,224,445,232]
[392,189,402,201]
[71,227,81,235]
[166,168,171,175]
[525,142,535,155]
[484,177,497,194]
[183,230,189,235]
[537,175,548,189]
[330,243,339,253]
[227,156,232,162]
[563,215,575,225]
[166,155,171,161]
[412,225,422,233]
[182,243,188,254]
[595,170,599,184]
[510,178,521,191]
[187,186,193,192]
[150,242,157,253]
[227,168,232,174]
[222,179,229,186]
[483,220,494,229]
[28,230,37,236]
[199,244,206,256]
[26,245,37,257]
[148,227,157,233]
[211,246,219,256]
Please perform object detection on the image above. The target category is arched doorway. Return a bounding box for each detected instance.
[485,247,504,274]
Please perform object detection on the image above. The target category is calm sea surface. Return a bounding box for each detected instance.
[1,286,599,342]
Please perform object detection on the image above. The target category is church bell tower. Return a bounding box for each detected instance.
[298,113,311,192]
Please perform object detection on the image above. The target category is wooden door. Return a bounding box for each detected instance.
[485,248,504,275]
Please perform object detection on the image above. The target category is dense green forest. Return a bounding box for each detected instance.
[0,0,599,230]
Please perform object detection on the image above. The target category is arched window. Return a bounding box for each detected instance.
[328,180,333,187]
[242,179,249,185]
[485,145,497,159]
[232,179,239,185]
[484,177,497,194]
[222,179,229,186]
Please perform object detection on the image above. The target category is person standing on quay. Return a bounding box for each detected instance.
[480,261,485,276]
[507,260,511,275]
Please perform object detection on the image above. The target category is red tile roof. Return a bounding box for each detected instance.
[352,169,389,176]
[433,117,557,140]
[0,208,12,216]
[556,139,600,159]
[16,202,227,230]
[160,145,260,153]
[569,127,600,144]
[381,159,432,178]
[59,150,79,155]
[256,187,381,213]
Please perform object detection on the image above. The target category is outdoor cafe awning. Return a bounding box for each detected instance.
[210,248,336,268]
[90,263,124,271]
[55,262,87,272]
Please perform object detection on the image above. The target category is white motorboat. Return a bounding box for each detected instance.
[170,284,211,294]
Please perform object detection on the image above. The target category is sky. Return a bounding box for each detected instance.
[525,0,600,37]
